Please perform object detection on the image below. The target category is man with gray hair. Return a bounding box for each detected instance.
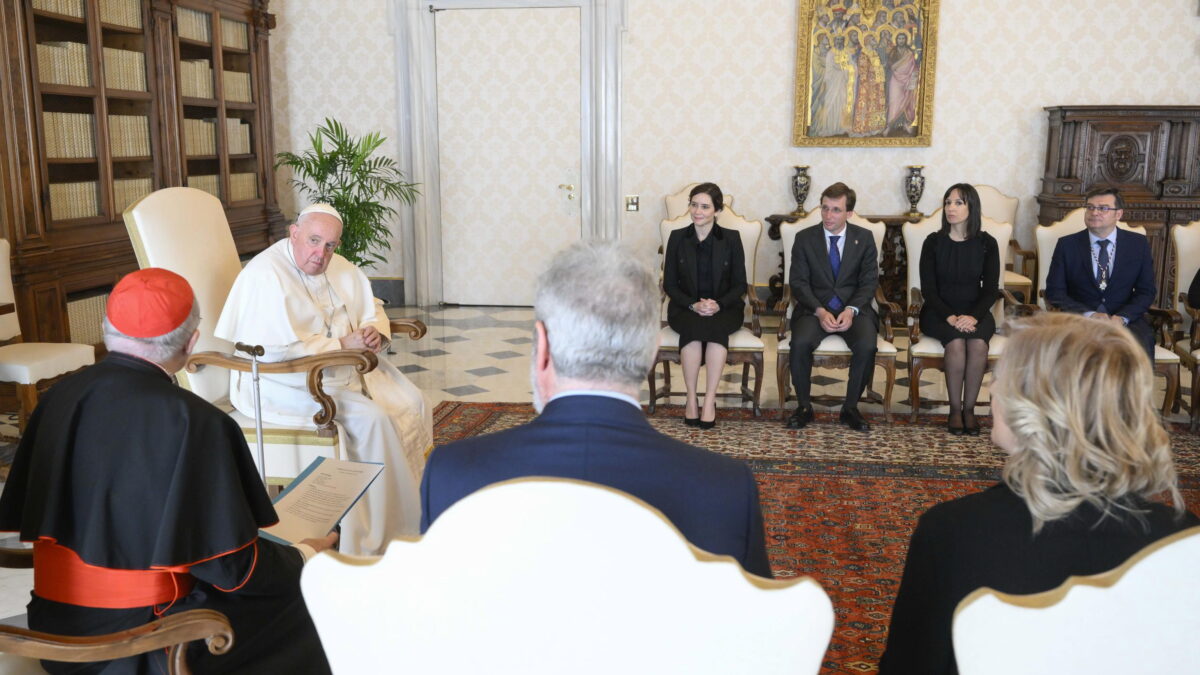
[0,268,335,673]
[420,241,771,576]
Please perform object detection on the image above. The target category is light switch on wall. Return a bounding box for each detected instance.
[625,195,639,211]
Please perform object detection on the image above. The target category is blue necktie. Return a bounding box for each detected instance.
[828,235,843,311]
[1096,239,1110,288]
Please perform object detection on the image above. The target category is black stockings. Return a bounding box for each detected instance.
[944,338,988,420]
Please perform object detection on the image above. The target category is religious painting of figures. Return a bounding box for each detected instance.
[791,0,939,146]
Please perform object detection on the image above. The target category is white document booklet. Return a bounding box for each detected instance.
[259,457,384,546]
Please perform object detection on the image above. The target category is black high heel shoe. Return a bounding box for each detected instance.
[684,416,700,427]
[698,418,716,430]
[947,411,964,436]
[963,411,981,436]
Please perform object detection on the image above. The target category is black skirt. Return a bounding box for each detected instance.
[669,306,743,350]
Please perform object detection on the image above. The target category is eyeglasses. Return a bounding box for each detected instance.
[1084,205,1119,213]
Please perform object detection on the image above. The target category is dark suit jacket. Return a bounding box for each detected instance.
[420,394,772,577]
[663,223,747,321]
[878,483,1198,675]
[1044,228,1155,324]
[789,222,878,319]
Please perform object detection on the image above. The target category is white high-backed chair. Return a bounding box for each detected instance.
[123,187,426,485]
[969,183,1036,299]
[648,205,765,415]
[1033,208,1179,415]
[903,216,1031,420]
[775,210,898,419]
[953,525,1200,675]
[302,479,834,674]
[0,239,95,430]
[1170,220,1200,428]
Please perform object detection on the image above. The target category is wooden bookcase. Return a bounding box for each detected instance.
[0,0,284,344]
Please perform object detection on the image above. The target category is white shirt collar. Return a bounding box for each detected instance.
[1089,230,1117,246]
[549,389,641,410]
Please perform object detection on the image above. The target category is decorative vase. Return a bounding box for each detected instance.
[905,166,925,216]
[791,165,811,215]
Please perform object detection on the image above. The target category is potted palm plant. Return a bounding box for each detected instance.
[275,118,419,268]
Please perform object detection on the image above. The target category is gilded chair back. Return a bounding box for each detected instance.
[123,187,241,402]
[1171,220,1200,321]
[953,526,1200,675]
[1034,208,1137,308]
[974,185,1019,266]
[303,478,834,674]
[0,240,21,342]
[663,183,734,221]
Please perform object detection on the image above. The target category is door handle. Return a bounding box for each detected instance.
[558,184,575,191]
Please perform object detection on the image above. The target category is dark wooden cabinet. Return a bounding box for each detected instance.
[0,0,284,344]
[1036,106,1200,306]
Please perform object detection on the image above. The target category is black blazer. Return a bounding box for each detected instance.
[663,223,747,323]
[1044,228,1155,323]
[420,394,772,577]
[879,483,1198,675]
[789,223,878,319]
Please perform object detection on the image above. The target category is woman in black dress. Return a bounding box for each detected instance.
[662,183,747,429]
[879,313,1197,675]
[919,183,999,435]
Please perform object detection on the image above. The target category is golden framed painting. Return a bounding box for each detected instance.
[791,0,939,147]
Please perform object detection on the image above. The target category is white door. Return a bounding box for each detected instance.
[435,7,582,305]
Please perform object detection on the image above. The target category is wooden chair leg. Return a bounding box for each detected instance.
[661,360,672,401]
[16,383,38,433]
[1158,362,1179,418]
[882,357,896,423]
[750,354,763,417]
[646,362,658,414]
[777,353,791,412]
[909,359,922,423]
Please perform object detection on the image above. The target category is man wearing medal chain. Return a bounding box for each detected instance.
[1044,186,1156,360]
[215,204,433,555]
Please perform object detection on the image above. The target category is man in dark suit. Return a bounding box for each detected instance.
[1044,186,1156,360]
[786,182,879,432]
[420,240,772,577]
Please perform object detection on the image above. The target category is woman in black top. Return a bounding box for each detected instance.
[1188,268,1200,308]
[662,183,747,429]
[879,313,1197,675]
[919,183,999,435]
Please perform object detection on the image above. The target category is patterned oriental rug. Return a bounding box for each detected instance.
[433,401,1200,675]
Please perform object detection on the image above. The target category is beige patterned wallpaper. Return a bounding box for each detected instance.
[269,1,406,276]
[622,0,1200,284]
[270,0,1200,285]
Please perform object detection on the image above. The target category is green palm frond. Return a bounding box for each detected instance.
[275,117,419,267]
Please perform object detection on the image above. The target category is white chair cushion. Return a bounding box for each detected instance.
[910,334,1007,359]
[0,654,51,675]
[657,326,763,352]
[777,334,896,355]
[1003,269,1031,285]
[1155,345,1179,364]
[0,342,95,384]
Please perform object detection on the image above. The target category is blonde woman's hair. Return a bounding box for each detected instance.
[996,312,1182,532]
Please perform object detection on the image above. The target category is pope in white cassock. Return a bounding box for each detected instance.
[215,203,432,556]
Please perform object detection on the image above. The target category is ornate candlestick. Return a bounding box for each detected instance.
[904,165,925,217]
[791,165,811,216]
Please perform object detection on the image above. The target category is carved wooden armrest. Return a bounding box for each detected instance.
[907,288,924,341]
[773,286,793,314]
[0,608,232,672]
[1000,289,1040,319]
[187,350,379,437]
[0,546,32,568]
[1147,307,1181,350]
[1010,241,1036,278]
[389,318,427,341]
[875,288,901,342]
[748,308,763,338]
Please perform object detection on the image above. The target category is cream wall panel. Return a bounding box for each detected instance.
[621,0,1200,285]
[270,0,407,277]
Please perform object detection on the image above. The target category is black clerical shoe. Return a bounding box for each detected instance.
[785,405,814,429]
[839,407,870,432]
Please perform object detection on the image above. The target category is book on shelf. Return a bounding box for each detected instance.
[186,174,220,199]
[37,41,90,87]
[221,18,250,50]
[177,7,212,43]
[33,0,84,19]
[223,71,252,103]
[102,48,146,91]
[184,118,218,156]
[225,118,252,155]
[108,114,149,157]
[49,181,99,221]
[181,59,214,99]
[229,172,257,201]
[44,111,96,159]
[114,177,152,213]
[99,0,141,29]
